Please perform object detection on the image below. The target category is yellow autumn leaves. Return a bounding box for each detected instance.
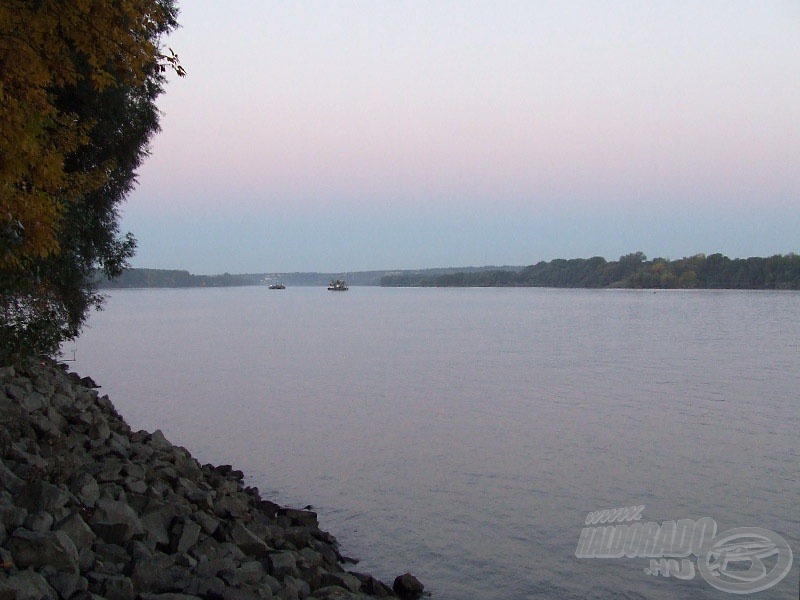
[0,0,180,271]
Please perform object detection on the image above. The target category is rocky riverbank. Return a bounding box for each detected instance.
[0,358,424,600]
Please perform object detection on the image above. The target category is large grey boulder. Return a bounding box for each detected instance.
[90,498,144,544]
[230,522,271,558]
[169,517,201,554]
[267,551,299,579]
[56,511,97,548]
[8,529,80,573]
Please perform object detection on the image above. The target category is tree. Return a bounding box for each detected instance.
[1,0,183,363]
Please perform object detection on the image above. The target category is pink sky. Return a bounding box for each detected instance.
[125,1,800,273]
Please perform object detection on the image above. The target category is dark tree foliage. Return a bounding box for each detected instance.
[382,253,800,290]
[1,1,180,364]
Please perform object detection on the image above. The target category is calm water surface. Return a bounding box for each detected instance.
[69,287,799,599]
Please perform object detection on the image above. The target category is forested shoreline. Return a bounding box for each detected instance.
[380,253,800,289]
[99,268,259,288]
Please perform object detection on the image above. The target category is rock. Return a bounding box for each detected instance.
[141,501,184,549]
[44,406,67,430]
[169,517,202,554]
[8,529,80,573]
[236,561,266,585]
[213,494,250,519]
[186,489,214,510]
[16,479,69,513]
[278,508,319,527]
[0,459,24,495]
[350,572,393,597]
[78,375,100,388]
[312,585,361,598]
[320,572,363,593]
[97,458,124,482]
[0,505,29,530]
[56,511,97,548]
[18,390,48,412]
[298,547,324,568]
[192,510,220,536]
[108,431,133,457]
[230,521,271,558]
[128,557,186,594]
[90,498,145,544]
[195,557,238,579]
[258,499,280,519]
[93,573,136,600]
[94,541,132,569]
[125,478,149,495]
[43,569,88,599]
[267,551,299,579]
[50,393,74,410]
[29,412,62,437]
[392,573,424,599]
[129,539,155,562]
[69,471,101,506]
[180,577,218,598]
[122,461,146,480]
[0,569,59,600]
[78,545,96,571]
[148,429,172,449]
[311,540,341,570]
[283,576,311,599]
[23,510,54,532]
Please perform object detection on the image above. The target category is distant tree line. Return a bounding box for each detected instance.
[381,253,800,290]
[100,269,257,288]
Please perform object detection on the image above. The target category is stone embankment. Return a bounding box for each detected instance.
[0,359,424,600]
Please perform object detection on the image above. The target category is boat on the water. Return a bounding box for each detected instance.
[268,283,286,289]
[327,279,348,291]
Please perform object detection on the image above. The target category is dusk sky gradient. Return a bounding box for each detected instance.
[124,1,800,274]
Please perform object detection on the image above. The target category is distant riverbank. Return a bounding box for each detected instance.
[97,265,522,289]
[381,252,800,289]
[99,252,800,290]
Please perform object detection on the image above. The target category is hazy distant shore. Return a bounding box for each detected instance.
[99,252,800,290]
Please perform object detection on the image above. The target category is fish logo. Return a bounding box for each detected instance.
[697,527,793,594]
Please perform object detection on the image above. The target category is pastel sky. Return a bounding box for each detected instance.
[124,1,800,274]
